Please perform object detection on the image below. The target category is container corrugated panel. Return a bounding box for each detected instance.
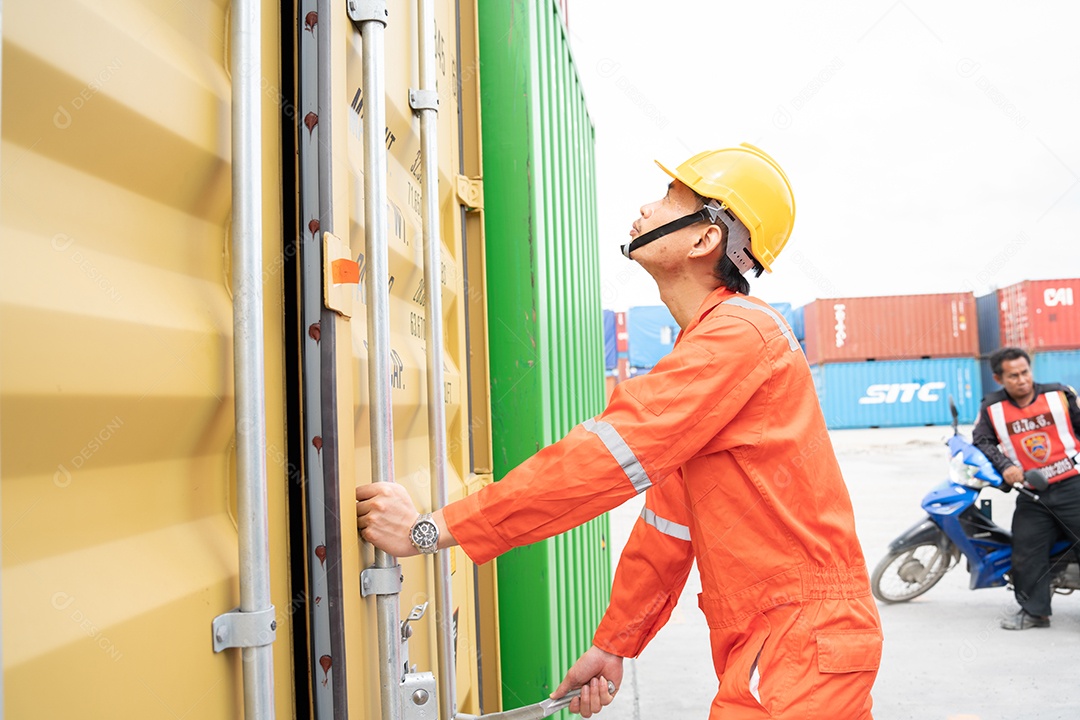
[478,0,609,713]
[998,279,1080,351]
[628,305,679,369]
[804,293,979,364]
[976,292,1002,356]
[979,357,1002,399]
[770,302,792,317]
[318,0,498,716]
[811,358,982,429]
[615,311,629,380]
[0,2,295,716]
[604,310,617,371]
[792,305,806,341]
[616,312,629,355]
[1033,351,1080,394]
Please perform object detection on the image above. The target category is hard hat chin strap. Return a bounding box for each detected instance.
[621,201,756,274]
[620,208,712,259]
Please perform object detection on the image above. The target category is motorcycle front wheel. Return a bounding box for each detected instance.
[871,539,956,603]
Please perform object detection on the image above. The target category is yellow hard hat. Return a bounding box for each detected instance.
[655,144,795,273]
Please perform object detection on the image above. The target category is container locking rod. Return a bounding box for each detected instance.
[455,681,616,720]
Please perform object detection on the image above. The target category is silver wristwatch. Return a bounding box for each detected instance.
[409,513,439,555]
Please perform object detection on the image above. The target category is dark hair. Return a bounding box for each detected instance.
[714,254,751,295]
[990,346,1031,376]
[691,192,760,295]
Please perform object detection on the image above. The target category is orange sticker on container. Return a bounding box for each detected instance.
[332,259,360,284]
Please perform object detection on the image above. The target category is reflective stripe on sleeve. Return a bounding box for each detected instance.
[640,507,691,541]
[988,401,1019,464]
[723,297,800,352]
[582,418,653,493]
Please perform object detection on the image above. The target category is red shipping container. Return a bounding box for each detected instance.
[615,311,629,381]
[804,293,978,365]
[998,278,1080,351]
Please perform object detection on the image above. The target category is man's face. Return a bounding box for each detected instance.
[628,180,702,262]
[995,357,1034,402]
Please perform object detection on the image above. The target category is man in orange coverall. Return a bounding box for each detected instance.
[357,144,883,719]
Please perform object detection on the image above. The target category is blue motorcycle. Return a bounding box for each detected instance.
[870,401,1080,603]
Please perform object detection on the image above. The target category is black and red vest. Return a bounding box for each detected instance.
[986,388,1080,484]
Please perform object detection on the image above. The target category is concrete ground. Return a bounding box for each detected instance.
[596,426,1080,720]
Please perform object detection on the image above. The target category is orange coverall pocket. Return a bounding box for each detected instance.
[814,629,882,673]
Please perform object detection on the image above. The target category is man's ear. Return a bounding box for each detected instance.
[688,224,723,260]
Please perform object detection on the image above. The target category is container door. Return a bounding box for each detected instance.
[292,1,496,717]
[1,1,295,717]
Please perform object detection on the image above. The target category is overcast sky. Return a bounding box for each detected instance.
[565,1,1080,311]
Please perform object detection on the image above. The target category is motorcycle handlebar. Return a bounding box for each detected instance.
[1024,469,1049,492]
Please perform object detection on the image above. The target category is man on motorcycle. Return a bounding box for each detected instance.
[973,347,1080,630]
[356,145,883,718]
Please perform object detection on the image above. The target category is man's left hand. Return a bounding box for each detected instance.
[356,482,420,557]
[1003,466,1025,487]
[552,645,622,717]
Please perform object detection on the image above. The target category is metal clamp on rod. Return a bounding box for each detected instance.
[360,565,403,597]
[346,0,388,24]
[212,606,278,653]
[409,89,439,112]
[399,604,437,718]
[402,672,438,720]
[455,682,616,720]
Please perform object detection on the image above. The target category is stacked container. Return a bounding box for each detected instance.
[976,291,1003,396]
[603,310,617,373]
[603,310,617,399]
[980,279,1080,394]
[627,305,680,371]
[626,302,805,372]
[614,311,630,384]
[804,293,981,428]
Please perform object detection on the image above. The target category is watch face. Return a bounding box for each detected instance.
[411,517,438,551]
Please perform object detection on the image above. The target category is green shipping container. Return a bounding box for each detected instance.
[477,0,610,714]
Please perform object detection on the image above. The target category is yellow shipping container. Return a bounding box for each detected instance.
[0,0,496,718]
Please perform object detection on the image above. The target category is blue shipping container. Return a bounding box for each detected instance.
[811,358,982,429]
[792,305,805,341]
[976,292,1001,356]
[628,305,679,369]
[603,310,616,371]
[979,357,1001,400]
[1033,350,1080,393]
